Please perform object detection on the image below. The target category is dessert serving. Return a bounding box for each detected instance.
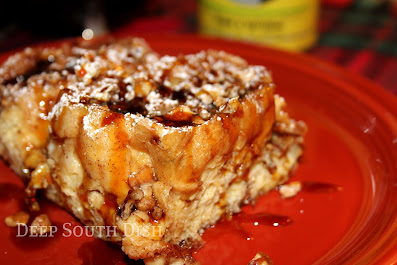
[0,37,306,264]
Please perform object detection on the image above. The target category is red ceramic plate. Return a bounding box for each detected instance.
[1,35,397,265]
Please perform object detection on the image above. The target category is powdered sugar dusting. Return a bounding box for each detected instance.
[0,38,273,124]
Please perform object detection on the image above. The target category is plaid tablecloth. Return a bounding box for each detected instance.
[310,4,397,95]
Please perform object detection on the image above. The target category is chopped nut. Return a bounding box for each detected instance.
[30,163,51,190]
[119,200,137,220]
[164,105,194,122]
[135,80,153,97]
[4,211,30,227]
[199,109,211,120]
[130,188,144,201]
[30,214,52,235]
[279,181,302,199]
[248,252,273,265]
[151,206,163,220]
[82,61,101,84]
[214,96,227,107]
[137,196,156,212]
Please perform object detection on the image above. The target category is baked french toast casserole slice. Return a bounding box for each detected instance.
[0,37,306,264]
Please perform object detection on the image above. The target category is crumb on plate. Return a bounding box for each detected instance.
[279,181,302,199]
[4,211,30,227]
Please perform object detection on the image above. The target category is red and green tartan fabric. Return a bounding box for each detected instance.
[322,0,397,11]
[311,2,397,94]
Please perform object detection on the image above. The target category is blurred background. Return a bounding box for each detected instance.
[0,0,396,93]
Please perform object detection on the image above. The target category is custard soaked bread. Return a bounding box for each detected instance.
[0,38,306,264]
